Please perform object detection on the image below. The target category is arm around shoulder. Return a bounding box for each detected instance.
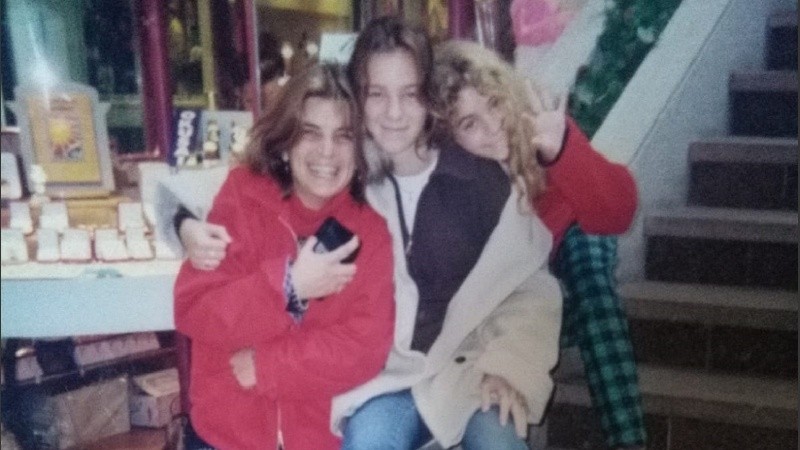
[154,165,228,254]
[173,170,295,348]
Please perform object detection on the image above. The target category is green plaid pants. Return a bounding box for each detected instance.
[553,225,647,448]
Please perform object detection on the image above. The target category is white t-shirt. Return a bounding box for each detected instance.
[394,151,439,233]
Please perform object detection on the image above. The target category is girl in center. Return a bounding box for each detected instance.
[331,16,561,450]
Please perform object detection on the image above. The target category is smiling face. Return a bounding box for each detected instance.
[290,97,356,210]
[363,50,428,164]
[450,86,510,162]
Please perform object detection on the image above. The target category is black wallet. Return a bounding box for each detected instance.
[313,217,359,263]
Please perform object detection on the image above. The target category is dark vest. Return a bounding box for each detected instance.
[405,141,510,353]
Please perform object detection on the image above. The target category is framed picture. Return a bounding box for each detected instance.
[8,82,115,197]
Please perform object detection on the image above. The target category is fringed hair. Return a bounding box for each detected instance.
[244,62,368,203]
[347,16,438,150]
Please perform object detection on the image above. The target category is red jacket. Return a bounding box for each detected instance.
[535,118,638,249]
[174,167,395,450]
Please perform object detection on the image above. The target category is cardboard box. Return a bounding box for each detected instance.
[69,428,167,450]
[129,368,181,428]
[53,376,130,449]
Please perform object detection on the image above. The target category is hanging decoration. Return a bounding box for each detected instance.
[568,0,682,137]
[510,0,576,47]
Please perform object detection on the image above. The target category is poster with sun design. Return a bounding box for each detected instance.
[10,82,115,197]
[27,93,102,185]
[47,99,83,161]
[47,112,84,162]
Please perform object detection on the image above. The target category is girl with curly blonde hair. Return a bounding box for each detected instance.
[432,40,547,203]
[432,40,648,450]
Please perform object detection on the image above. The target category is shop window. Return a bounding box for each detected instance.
[169,0,263,112]
[2,0,145,155]
[0,0,450,153]
[252,1,356,112]
[0,0,258,155]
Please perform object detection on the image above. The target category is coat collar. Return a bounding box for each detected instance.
[235,166,352,219]
[364,136,503,185]
[424,191,553,371]
[429,137,499,182]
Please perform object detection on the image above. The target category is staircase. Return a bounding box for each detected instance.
[543,10,798,450]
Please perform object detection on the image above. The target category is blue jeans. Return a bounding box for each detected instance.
[341,390,531,450]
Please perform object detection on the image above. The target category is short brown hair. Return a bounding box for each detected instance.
[348,16,437,142]
[244,63,367,202]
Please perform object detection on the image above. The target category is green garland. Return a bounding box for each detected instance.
[569,0,682,137]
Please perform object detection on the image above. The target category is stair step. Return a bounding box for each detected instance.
[768,10,797,28]
[632,319,796,378]
[689,159,797,210]
[730,71,797,137]
[554,364,798,430]
[689,136,797,164]
[767,10,798,71]
[729,71,797,92]
[620,281,798,331]
[687,138,797,211]
[645,207,797,243]
[546,404,798,450]
[689,161,797,210]
[560,309,796,393]
[645,236,797,289]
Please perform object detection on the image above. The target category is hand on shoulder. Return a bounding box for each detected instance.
[180,219,232,270]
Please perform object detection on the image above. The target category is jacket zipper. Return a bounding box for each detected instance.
[276,213,295,450]
[277,406,284,450]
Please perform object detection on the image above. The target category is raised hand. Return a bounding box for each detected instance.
[525,80,568,164]
[290,235,359,300]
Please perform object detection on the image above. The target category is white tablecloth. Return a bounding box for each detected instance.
[1,260,181,338]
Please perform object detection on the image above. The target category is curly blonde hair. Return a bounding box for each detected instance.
[431,40,546,202]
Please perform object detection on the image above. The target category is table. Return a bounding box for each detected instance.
[1,261,180,338]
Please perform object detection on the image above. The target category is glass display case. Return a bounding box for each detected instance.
[1,0,261,155]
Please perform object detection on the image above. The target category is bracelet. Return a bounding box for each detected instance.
[173,205,197,241]
[284,260,308,322]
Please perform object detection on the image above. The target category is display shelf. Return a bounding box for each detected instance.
[3,345,175,394]
[64,426,170,450]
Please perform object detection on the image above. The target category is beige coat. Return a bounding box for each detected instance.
[331,178,562,447]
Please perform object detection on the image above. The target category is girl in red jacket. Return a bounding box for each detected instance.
[431,40,646,449]
[173,63,394,450]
